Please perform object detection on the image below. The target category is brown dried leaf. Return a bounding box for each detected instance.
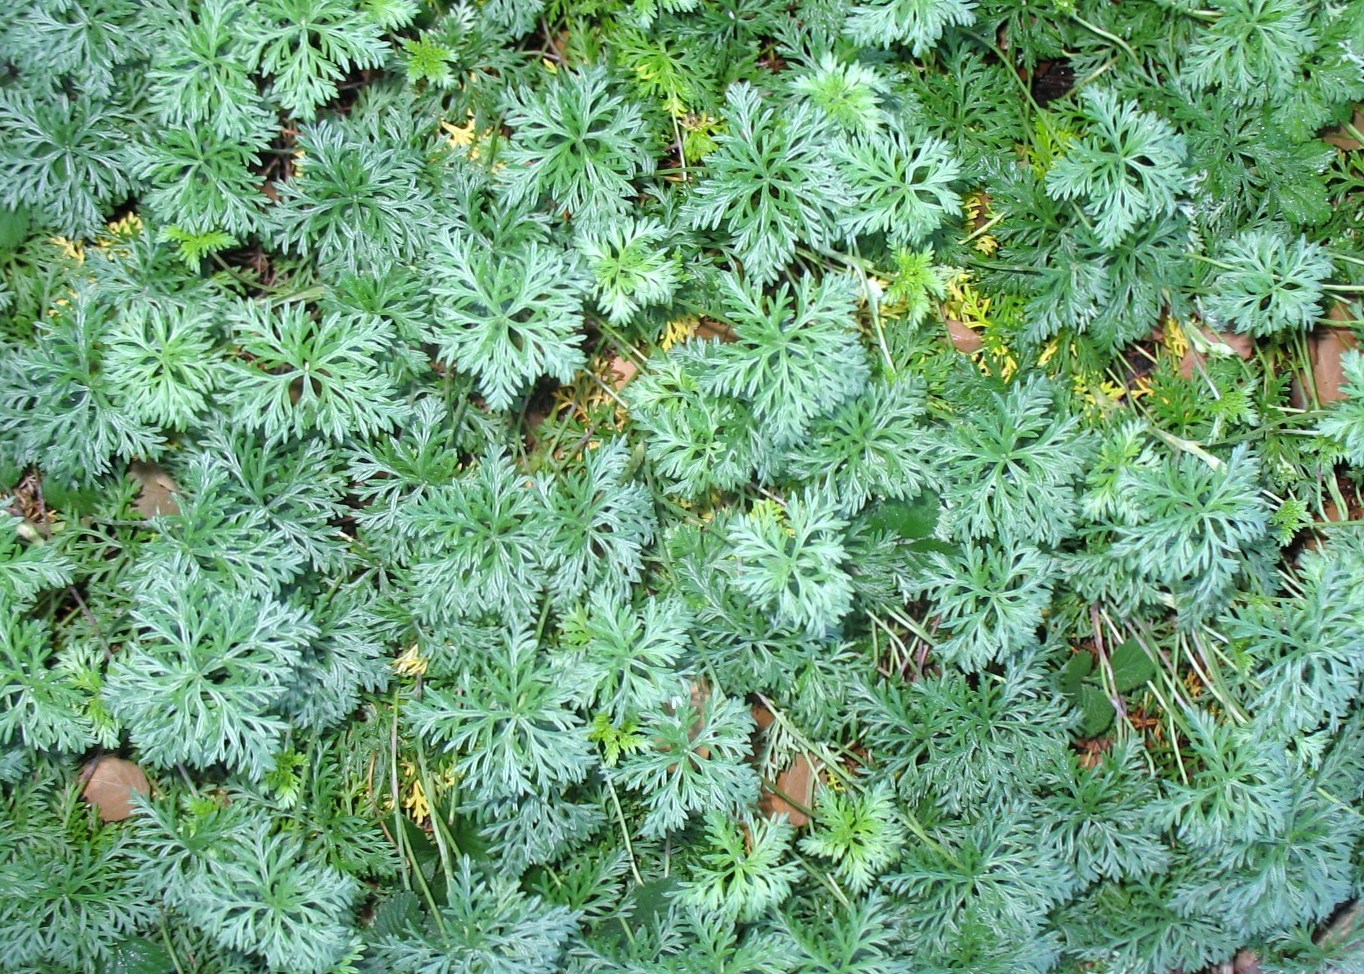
[1179,326,1254,379]
[946,319,983,354]
[1178,321,1249,376]
[607,355,639,390]
[81,756,150,822]
[129,461,180,518]
[759,753,817,827]
[1323,109,1364,151]
[1311,310,1360,404]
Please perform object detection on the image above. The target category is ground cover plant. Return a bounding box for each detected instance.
[2,0,1364,971]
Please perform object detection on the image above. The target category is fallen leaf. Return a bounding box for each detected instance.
[1311,308,1359,404]
[946,319,983,354]
[1323,109,1364,151]
[695,318,736,342]
[81,756,150,822]
[607,355,638,390]
[1179,326,1253,379]
[129,461,180,518]
[759,753,817,827]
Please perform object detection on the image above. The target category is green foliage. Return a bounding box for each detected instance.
[937,375,1092,546]
[726,491,854,636]
[224,299,405,441]
[500,65,658,227]
[2,0,1363,971]
[1321,349,1364,465]
[1200,229,1334,337]
[678,810,800,920]
[250,0,396,119]
[104,574,315,779]
[799,783,906,892]
[1045,89,1188,250]
[0,91,133,238]
[845,0,976,55]
[703,271,869,447]
[683,83,852,283]
[1108,444,1271,623]
[270,119,436,272]
[612,691,759,837]
[576,217,680,323]
[426,233,590,410]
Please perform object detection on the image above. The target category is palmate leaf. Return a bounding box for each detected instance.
[937,375,1092,547]
[558,591,691,722]
[844,0,976,55]
[886,805,1077,954]
[785,892,913,974]
[129,127,265,237]
[1045,89,1188,249]
[790,54,892,136]
[190,823,359,973]
[104,301,228,430]
[726,489,855,637]
[683,83,853,283]
[678,811,800,921]
[612,690,759,837]
[249,0,393,118]
[426,232,590,411]
[702,271,869,448]
[407,634,591,802]
[1181,0,1316,106]
[780,376,938,514]
[576,216,680,324]
[1230,533,1364,736]
[836,123,962,246]
[1110,443,1270,623]
[0,288,163,485]
[1200,229,1333,337]
[799,784,906,893]
[857,657,1073,813]
[145,0,275,142]
[104,574,316,779]
[0,615,94,754]
[624,341,764,500]
[912,539,1056,670]
[0,797,155,974]
[399,448,549,628]
[373,857,579,974]
[1321,349,1364,466]
[500,64,658,228]
[222,300,405,442]
[0,513,73,609]
[269,120,436,273]
[535,438,657,608]
[0,90,132,238]
[1035,742,1170,885]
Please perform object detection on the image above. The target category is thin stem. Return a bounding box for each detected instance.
[606,778,645,886]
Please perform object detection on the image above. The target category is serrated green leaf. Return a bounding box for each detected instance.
[101,937,175,974]
[1059,652,1095,695]
[1075,684,1116,739]
[1109,639,1157,693]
